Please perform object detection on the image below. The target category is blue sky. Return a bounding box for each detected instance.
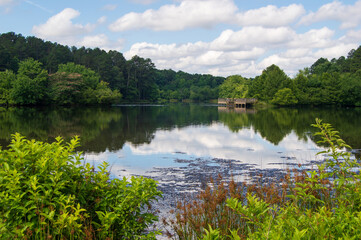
[1,0,360,77]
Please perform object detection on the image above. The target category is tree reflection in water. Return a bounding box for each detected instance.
[0,105,360,154]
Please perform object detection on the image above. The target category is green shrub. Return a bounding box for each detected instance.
[0,133,162,239]
[271,88,298,106]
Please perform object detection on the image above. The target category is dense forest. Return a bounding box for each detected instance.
[0,32,224,105]
[0,32,361,106]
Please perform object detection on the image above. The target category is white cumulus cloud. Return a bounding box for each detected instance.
[125,23,357,77]
[32,8,124,51]
[314,43,359,59]
[210,27,294,51]
[258,54,314,75]
[109,0,238,31]
[109,1,307,32]
[236,4,305,27]
[79,34,125,51]
[341,29,361,43]
[32,8,94,44]
[78,34,110,49]
[288,27,335,49]
[299,0,361,29]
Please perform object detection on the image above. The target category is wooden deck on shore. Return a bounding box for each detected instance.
[218,98,257,108]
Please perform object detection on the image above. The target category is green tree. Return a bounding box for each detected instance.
[57,62,99,89]
[45,44,73,74]
[347,46,361,73]
[320,72,342,104]
[259,65,292,101]
[107,50,127,90]
[293,72,309,104]
[310,57,331,74]
[11,58,48,105]
[341,71,361,106]
[190,86,201,101]
[94,81,122,104]
[126,55,156,101]
[0,45,18,72]
[0,70,16,105]
[50,63,121,105]
[248,75,265,100]
[49,72,84,105]
[219,75,248,98]
[304,74,323,105]
[271,88,298,106]
[25,36,48,62]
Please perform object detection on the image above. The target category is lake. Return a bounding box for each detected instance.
[1,104,361,192]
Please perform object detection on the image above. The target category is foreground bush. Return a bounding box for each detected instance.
[0,134,162,239]
[169,119,361,239]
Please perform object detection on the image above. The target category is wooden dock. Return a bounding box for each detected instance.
[218,98,257,108]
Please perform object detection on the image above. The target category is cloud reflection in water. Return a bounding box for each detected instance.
[84,123,324,178]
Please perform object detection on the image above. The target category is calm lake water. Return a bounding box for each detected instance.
[1,104,361,186]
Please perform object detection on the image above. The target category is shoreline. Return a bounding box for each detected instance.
[134,156,327,238]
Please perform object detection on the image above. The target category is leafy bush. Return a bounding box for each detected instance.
[0,134,162,239]
[10,59,48,105]
[170,119,361,239]
[271,88,298,106]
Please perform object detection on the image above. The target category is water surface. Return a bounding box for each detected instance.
[1,105,360,184]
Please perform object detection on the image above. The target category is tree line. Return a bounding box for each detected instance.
[0,32,224,105]
[219,46,361,106]
[1,32,361,106]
